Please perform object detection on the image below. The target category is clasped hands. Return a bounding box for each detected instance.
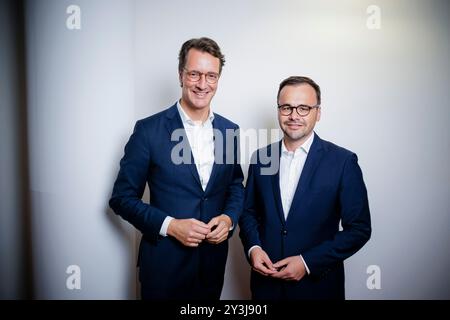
[167,214,232,247]
[249,247,306,281]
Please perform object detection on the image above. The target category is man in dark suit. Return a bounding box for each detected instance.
[239,76,371,299]
[109,37,244,299]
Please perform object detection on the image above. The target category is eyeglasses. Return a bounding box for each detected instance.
[183,68,220,84]
[278,104,320,117]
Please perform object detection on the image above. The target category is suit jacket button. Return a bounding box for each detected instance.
[282,229,288,236]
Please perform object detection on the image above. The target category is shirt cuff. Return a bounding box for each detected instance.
[248,245,262,259]
[300,255,310,275]
[159,216,174,237]
[223,214,234,231]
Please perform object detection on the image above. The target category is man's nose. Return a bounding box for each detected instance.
[289,109,300,120]
[196,74,207,89]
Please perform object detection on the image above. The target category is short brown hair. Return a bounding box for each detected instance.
[277,76,321,105]
[178,37,225,74]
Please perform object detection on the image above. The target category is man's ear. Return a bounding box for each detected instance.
[179,73,183,87]
[316,107,321,122]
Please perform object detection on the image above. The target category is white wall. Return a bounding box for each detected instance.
[134,0,450,299]
[21,0,450,299]
[25,0,137,299]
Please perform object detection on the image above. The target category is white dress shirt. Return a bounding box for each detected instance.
[177,102,215,190]
[248,132,315,274]
[279,132,314,219]
[159,102,215,236]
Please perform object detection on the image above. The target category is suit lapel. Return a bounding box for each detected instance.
[204,115,224,195]
[285,134,324,224]
[164,104,202,189]
[270,141,286,226]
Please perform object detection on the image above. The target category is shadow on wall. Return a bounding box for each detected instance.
[105,206,138,299]
[0,0,33,299]
[223,228,252,299]
[103,116,148,299]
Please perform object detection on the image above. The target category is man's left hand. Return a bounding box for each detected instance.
[205,214,232,244]
[271,256,306,281]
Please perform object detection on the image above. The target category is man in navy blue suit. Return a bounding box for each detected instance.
[239,76,371,299]
[109,38,244,299]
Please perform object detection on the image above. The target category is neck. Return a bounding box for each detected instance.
[179,99,210,123]
[283,132,313,152]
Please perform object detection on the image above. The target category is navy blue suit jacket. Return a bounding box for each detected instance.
[239,134,371,299]
[109,103,244,299]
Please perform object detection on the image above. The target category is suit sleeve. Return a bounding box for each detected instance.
[222,126,244,234]
[239,158,262,263]
[301,153,372,276]
[109,120,168,243]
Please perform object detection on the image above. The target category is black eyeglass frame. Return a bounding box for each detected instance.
[277,104,320,116]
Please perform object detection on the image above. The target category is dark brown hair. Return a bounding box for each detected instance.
[277,76,321,105]
[178,37,225,74]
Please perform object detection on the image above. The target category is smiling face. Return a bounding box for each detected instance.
[179,48,220,114]
[278,84,321,149]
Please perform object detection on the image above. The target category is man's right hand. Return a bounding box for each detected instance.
[167,218,211,247]
[250,247,277,276]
